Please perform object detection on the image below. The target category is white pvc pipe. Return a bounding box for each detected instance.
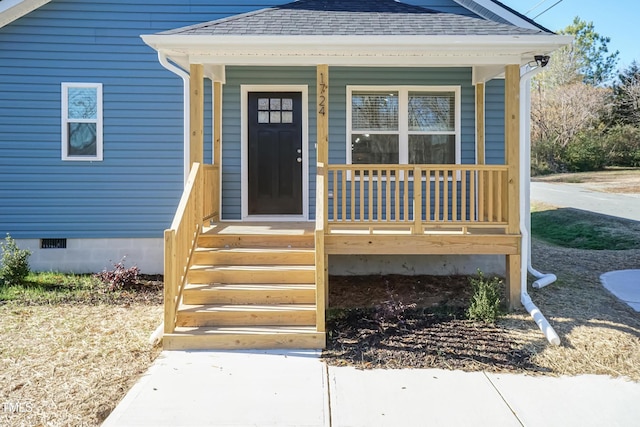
[152,53,191,345]
[521,70,558,289]
[158,51,191,185]
[519,64,561,346]
[149,322,164,346]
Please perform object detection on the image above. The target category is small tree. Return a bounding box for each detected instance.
[609,61,640,126]
[536,17,619,89]
[0,234,31,286]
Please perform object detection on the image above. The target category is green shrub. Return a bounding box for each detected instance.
[531,138,568,175]
[467,271,504,323]
[564,132,606,172]
[0,234,31,286]
[603,125,640,167]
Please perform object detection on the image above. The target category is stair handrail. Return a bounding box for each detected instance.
[164,162,204,334]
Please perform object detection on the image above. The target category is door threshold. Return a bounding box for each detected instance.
[244,215,309,222]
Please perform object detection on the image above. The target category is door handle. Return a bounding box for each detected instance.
[296,148,302,154]
[296,157,302,163]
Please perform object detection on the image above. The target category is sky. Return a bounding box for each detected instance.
[500,0,639,70]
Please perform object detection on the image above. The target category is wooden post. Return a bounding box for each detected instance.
[505,64,521,309]
[213,81,222,166]
[164,229,176,334]
[317,64,329,230]
[189,64,204,170]
[315,64,329,336]
[213,81,222,221]
[476,83,486,165]
[505,65,520,235]
[506,254,521,310]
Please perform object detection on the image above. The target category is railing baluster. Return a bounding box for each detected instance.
[350,169,355,222]
[461,169,467,221]
[478,169,485,222]
[443,168,449,222]
[488,170,494,222]
[414,166,422,234]
[403,167,409,222]
[452,168,458,222]
[434,170,440,222]
[331,169,337,223]
[495,170,502,222]
[368,168,374,221]
[341,170,347,222]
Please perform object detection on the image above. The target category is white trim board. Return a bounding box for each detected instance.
[0,0,51,27]
[240,84,309,222]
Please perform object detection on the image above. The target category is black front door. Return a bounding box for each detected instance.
[248,92,303,215]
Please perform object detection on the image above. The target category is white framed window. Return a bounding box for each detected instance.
[61,83,103,161]
[347,86,461,166]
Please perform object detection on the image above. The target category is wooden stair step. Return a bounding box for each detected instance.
[183,283,316,305]
[192,247,315,265]
[197,233,314,249]
[164,326,326,350]
[176,304,316,327]
[188,265,315,284]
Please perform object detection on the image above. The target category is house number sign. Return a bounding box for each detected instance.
[318,72,328,116]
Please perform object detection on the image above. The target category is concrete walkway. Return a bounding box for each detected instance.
[103,350,640,427]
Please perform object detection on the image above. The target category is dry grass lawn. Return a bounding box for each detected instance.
[502,239,640,380]
[533,168,640,193]
[0,304,161,427]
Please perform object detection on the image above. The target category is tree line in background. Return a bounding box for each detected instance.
[531,17,640,175]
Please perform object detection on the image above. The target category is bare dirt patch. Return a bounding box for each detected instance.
[323,241,640,380]
[533,168,640,194]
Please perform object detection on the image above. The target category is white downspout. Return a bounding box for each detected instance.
[519,64,561,345]
[150,52,191,344]
[158,51,190,185]
[521,71,557,289]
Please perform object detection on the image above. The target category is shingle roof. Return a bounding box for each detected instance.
[159,0,549,37]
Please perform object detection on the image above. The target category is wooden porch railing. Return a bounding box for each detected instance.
[164,162,219,334]
[326,164,510,234]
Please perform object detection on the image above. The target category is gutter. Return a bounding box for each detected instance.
[519,63,561,345]
[158,51,191,185]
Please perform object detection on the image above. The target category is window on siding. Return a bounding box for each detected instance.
[61,83,103,161]
[348,86,460,166]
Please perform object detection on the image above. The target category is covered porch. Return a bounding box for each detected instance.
[141,1,570,349]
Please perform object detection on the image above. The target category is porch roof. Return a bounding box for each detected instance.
[141,0,571,75]
[158,0,547,37]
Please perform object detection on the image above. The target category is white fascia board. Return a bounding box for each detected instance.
[142,34,572,67]
[459,0,542,31]
[0,0,51,27]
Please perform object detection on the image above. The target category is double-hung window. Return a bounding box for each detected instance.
[348,86,460,166]
[61,83,103,161]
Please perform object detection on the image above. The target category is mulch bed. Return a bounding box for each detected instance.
[322,275,545,372]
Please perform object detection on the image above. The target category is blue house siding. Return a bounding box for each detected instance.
[0,0,506,238]
[0,0,290,239]
[485,79,506,165]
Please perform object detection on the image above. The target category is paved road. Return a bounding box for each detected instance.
[531,181,640,222]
